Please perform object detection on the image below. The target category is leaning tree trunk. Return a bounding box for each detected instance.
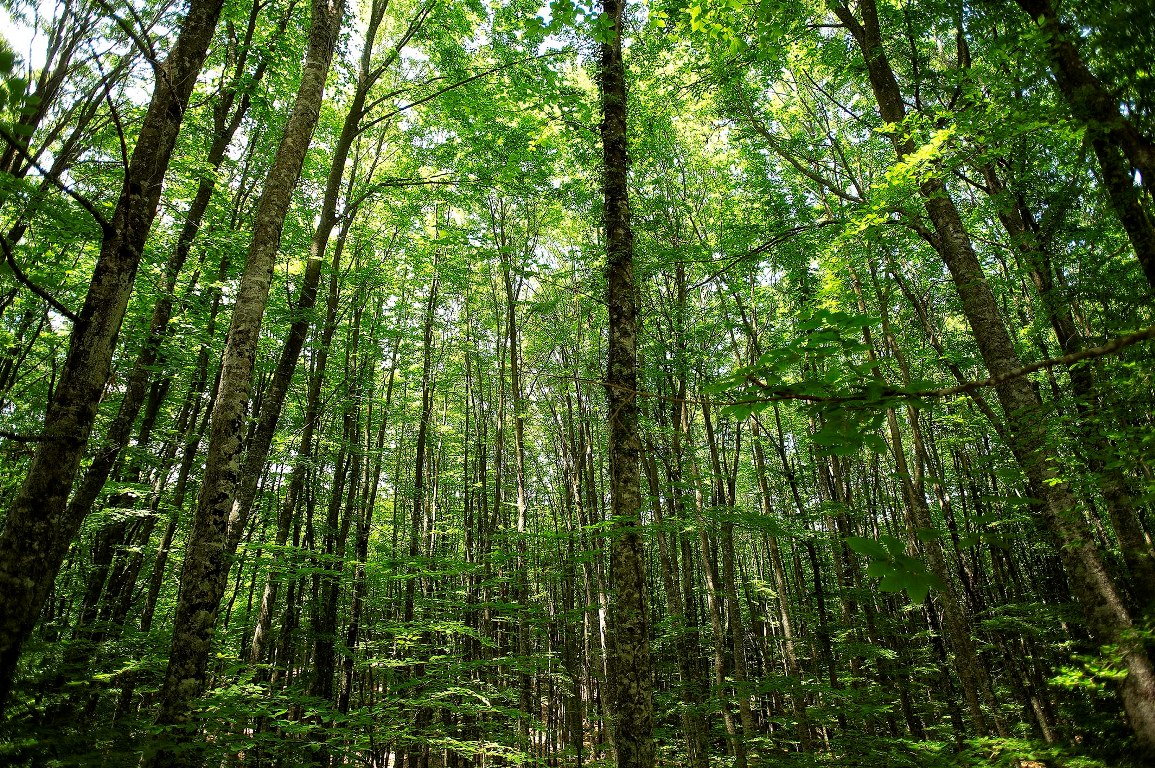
[63,0,280,538]
[598,1,655,766]
[831,0,1155,750]
[1013,0,1155,291]
[0,0,226,712]
[148,0,344,761]
[979,164,1155,610]
[222,0,428,548]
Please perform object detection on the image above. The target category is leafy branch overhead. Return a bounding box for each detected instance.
[846,533,946,605]
[710,307,1155,454]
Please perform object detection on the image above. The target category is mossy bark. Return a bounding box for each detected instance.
[600,1,655,766]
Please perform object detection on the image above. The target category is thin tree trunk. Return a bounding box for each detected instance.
[642,447,711,768]
[405,265,440,768]
[750,433,811,749]
[499,230,534,745]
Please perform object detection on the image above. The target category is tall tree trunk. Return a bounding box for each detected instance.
[405,265,440,768]
[703,401,759,749]
[850,263,1001,736]
[642,446,711,768]
[750,433,812,749]
[224,0,427,547]
[249,218,350,667]
[979,164,1155,610]
[499,230,534,745]
[598,0,654,764]
[0,0,226,712]
[64,0,280,534]
[149,0,343,759]
[831,0,1155,749]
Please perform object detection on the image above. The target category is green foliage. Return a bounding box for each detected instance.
[846,534,946,604]
[707,307,901,455]
[0,36,34,123]
[2,0,1154,764]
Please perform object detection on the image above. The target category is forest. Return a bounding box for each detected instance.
[0,0,1153,765]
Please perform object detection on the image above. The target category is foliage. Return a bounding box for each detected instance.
[0,0,1153,764]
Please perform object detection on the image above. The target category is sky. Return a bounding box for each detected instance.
[0,5,46,71]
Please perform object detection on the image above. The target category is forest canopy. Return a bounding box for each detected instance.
[0,0,1153,766]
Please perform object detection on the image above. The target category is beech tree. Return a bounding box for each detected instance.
[0,0,1153,765]
[0,0,226,712]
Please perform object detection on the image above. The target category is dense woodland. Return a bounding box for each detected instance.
[0,0,1153,765]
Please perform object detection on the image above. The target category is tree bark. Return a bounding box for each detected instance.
[599,1,655,765]
[0,0,226,712]
[148,0,343,760]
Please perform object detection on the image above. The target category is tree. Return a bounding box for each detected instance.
[149,0,344,759]
[1,0,1154,765]
[0,0,226,712]
[599,1,655,766]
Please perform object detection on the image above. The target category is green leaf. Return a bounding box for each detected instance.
[878,572,907,593]
[846,536,888,560]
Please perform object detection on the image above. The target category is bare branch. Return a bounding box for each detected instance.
[92,0,161,73]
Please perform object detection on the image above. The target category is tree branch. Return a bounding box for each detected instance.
[0,236,80,322]
[741,323,1155,404]
[0,126,114,234]
[0,429,42,442]
[545,323,1155,410]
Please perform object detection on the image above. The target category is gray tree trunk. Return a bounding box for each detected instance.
[148,0,344,761]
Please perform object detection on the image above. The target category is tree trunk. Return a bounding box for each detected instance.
[832,0,1155,749]
[63,0,279,534]
[0,0,226,712]
[1013,0,1155,290]
[223,0,424,547]
[599,0,654,764]
[980,164,1155,610]
[149,0,343,759]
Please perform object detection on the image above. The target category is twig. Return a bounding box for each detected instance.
[92,0,161,73]
[688,221,839,291]
[389,50,570,118]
